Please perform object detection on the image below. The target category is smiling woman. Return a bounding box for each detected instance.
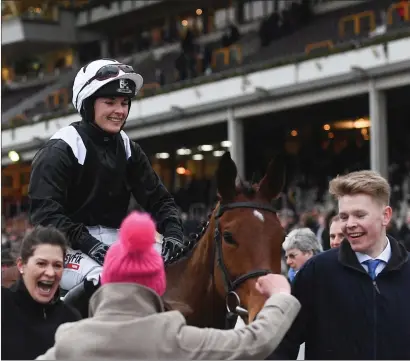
[1,226,81,360]
[93,96,130,133]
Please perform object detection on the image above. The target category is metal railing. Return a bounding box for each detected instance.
[339,10,376,38]
[387,1,410,25]
[3,23,410,129]
[305,40,334,54]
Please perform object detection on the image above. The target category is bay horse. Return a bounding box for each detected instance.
[164,151,286,329]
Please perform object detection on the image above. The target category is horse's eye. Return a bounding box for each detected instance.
[223,231,236,245]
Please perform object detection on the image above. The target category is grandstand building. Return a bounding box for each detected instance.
[2,0,410,218]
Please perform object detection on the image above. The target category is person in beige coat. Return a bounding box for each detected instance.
[37,211,301,360]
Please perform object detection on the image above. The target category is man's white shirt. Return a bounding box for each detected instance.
[355,237,391,277]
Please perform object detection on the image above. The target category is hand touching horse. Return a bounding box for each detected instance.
[164,151,287,329]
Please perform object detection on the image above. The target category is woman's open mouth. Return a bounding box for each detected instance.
[37,280,54,295]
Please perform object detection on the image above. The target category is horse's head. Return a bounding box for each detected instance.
[211,151,286,324]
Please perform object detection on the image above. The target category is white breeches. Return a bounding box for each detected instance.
[60,226,163,292]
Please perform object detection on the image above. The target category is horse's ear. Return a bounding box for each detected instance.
[258,154,286,201]
[216,151,237,201]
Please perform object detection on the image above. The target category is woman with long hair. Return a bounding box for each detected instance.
[1,225,81,360]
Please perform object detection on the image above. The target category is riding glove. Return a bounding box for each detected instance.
[161,236,185,263]
[87,242,109,266]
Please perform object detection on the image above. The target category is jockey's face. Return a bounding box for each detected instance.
[329,220,344,248]
[17,244,64,304]
[94,96,129,133]
[338,193,392,258]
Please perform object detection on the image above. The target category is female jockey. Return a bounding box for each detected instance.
[28,58,185,296]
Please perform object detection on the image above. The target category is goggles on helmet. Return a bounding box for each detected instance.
[75,63,136,108]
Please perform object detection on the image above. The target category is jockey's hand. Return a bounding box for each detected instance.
[161,236,185,263]
[87,242,109,266]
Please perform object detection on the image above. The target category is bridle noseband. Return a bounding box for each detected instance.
[211,201,277,328]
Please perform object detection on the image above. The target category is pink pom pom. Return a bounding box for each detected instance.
[119,211,156,253]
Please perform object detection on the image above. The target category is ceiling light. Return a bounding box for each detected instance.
[156,152,170,159]
[213,150,225,157]
[198,144,213,151]
[176,148,192,155]
[8,150,20,162]
[192,154,204,160]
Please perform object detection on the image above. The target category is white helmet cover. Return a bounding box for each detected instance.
[72,58,144,113]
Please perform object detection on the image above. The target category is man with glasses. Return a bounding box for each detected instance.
[28,59,185,297]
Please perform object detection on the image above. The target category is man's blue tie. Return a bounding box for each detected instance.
[363,259,382,280]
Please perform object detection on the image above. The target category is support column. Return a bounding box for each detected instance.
[100,38,110,58]
[227,107,245,179]
[72,48,80,69]
[369,80,388,179]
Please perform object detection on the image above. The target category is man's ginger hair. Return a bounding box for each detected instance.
[329,170,390,206]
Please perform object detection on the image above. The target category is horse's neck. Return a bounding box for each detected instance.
[165,236,211,307]
[165,225,227,328]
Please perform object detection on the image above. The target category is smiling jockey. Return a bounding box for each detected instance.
[28,58,185,295]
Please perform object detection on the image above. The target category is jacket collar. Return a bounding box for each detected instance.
[89,283,165,317]
[79,120,119,145]
[11,277,61,312]
[338,235,408,274]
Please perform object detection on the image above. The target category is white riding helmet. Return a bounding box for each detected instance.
[72,58,143,114]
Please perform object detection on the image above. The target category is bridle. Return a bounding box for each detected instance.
[210,201,278,329]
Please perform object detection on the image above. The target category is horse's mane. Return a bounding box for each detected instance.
[238,180,257,197]
[165,212,213,266]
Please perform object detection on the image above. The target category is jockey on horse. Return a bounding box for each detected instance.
[28,58,185,310]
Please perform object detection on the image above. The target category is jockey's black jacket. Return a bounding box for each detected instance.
[28,120,183,254]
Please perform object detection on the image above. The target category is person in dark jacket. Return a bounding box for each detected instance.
[1,225,81,360]
[268,170,410,360]
[28,58,185,295]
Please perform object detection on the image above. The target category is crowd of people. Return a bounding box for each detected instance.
[2,55,410,360]
[3,175,410,274]
[2,168,410,359]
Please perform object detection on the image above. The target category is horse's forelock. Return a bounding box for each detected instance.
[237,181,257,198]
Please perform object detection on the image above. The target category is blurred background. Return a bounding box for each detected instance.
[1,0,410,267]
